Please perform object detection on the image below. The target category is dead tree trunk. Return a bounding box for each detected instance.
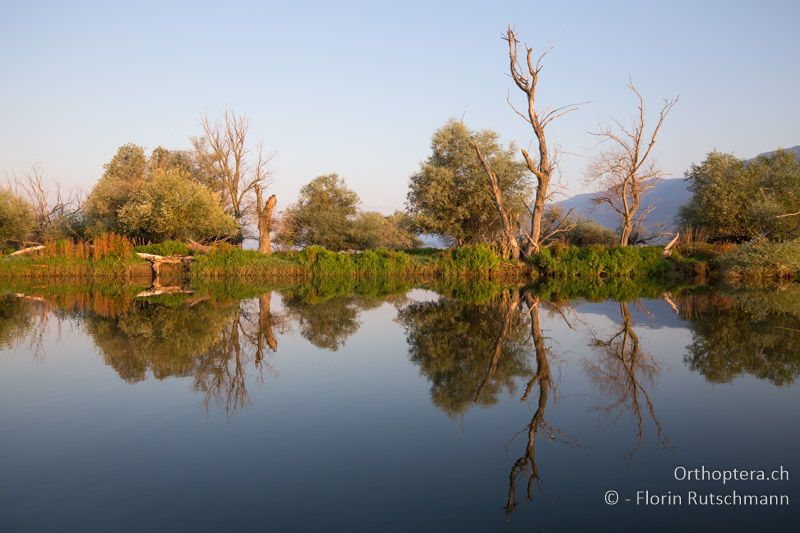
[504,26,581,255]
[471,139,521,260]
[255,186,276,255]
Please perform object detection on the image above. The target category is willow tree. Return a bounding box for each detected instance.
[192,110,276,253]
[409,120,529,251]
[588,83,677,245]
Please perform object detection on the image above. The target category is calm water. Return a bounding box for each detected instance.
[0,282,798,532]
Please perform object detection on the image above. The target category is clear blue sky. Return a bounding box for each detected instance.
[2,0,798,213]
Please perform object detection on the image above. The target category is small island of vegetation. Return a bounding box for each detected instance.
[2,27,798,289]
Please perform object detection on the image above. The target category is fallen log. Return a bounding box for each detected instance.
[10,245,45,256]
[663,233,680,257]
[187,239,211,254]
[135,252,195,264]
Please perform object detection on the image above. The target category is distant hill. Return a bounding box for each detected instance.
[553,145,800,234]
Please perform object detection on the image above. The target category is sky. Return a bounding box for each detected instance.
[1,0,799,214]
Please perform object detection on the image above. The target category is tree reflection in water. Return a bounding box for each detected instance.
[397,288,532,416]
[585,301,667,459]
[675,289,800,385]
[2,288,285,416]
[397,287,580,518]
[4,282,800,519]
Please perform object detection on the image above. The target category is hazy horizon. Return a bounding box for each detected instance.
[2,0,798,214]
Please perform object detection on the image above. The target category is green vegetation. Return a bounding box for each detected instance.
[712,238,800,281]
[276,174,418,251]
[191,246,306,280]
[529,243,677,279]
[134,240,191,257]
[83,145,237,241]
[680,149,800,242]
[0,187,35,247]
[406,119,530,246]
[117,167,237,242]
[0,233,142,279]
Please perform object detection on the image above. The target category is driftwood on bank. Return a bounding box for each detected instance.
[135,252,195,287]
[663,233,680,257]
[10,245,46,256]
[187,239,212,254]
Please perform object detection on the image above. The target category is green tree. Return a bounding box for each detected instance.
[0,188,36,246]
[407,120,530,246]
[117,168,238,242]
[349,210,420,250]
[680,149,800,241]
[278,174,360,250]
[84,143,148,234]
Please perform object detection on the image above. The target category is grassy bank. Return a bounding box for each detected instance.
[3,236,797,285]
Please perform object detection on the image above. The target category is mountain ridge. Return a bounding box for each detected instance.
[553,145,800,233]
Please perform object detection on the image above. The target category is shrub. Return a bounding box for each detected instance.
[531,244,672,279]
[450,244,500,272]
[312,249,355,277]
[135,240,190,257]
[713,238,800,280]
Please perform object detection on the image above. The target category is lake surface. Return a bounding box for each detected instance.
[0,282,798,532]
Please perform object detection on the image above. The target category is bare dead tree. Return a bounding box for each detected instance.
[503,25,583,255]
[12,163,81,241]
[588,83,678,246]
[192,110,275,251]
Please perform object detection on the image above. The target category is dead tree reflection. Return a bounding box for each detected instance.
[585,301,667,459]
[193,293,284,414]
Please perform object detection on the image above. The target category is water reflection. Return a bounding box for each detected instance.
[397,288,532,416]
[585,302,668,459]
[1,282,800,525]
[676,289,800,385]
[504,295,554,517]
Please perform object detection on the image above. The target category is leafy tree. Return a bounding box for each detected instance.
[85,144,234,241]
[406,120,530,246]
[680,149,800,241]
[277,174,360,250]
[117,168,238,242]
[349,210,420,250]
[0,187,36,246]
[84,143,148,234]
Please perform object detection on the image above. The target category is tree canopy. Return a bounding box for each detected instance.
[117,168,238,242]
[277,174,360,250]
[406,120,530,246]
[0,188,35,245]
[84,144,236,242]
[680,149,800,242]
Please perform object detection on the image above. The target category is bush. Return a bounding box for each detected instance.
[312,249,355,277]
[450,244,500,272]
[714,238,800,280]
[354,248,412,276]
[135,240,190,257]
[531,244,671,279]
[191,247,305,279]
